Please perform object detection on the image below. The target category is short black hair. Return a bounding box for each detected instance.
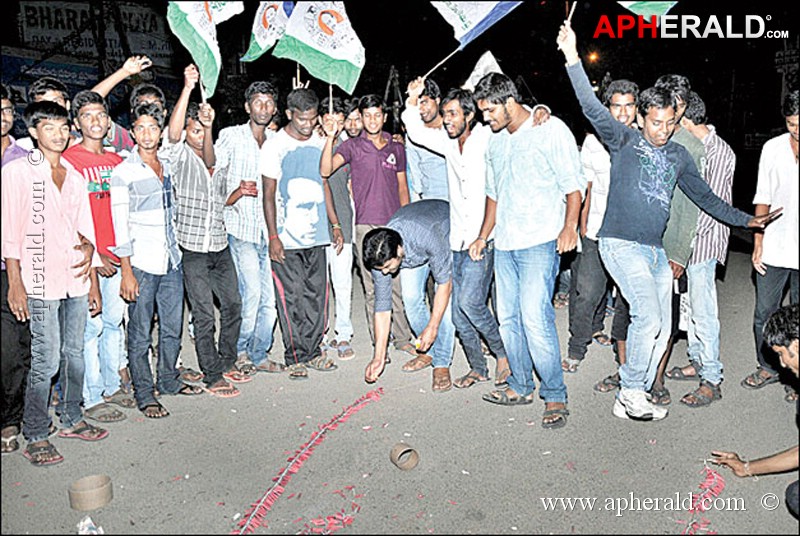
[27,77,69,103]
[320,97,346,116]
[638,87,677,115]
[286,88,319,113]
[782,89,799,118]
[129,83,165,111]
[131,101,165,129]
[362,228,403,271]
[440,88,477,129]
[24,100,69,129]
[71,90,108,117]
[473,72,521,105]
[1,84,10,103]
[421,78,441,101]
[683,91,706,125]
[358,94,385,113]
[763,304,799,349]
[655,74,691,104]
[244,81,278,104]
[185,102,201,127]
[345,98,360,117]
[603,79,639,107]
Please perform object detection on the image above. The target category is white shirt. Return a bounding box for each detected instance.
[753,132,799,269]
[401,102,494,251]
[580,133,611,241]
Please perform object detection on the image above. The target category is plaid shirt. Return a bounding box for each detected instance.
[165,141,228,253]
[110,147,181,274]
[216,123,272,244]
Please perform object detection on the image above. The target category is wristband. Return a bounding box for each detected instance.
[331,223,342,230]
[476,236,487,244]
[743,460,758,480]
[268,234,279,241]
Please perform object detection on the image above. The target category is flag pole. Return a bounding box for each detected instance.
[423,47,459,80]
[199,77,207,104]
[329,84,333,116]
[567,1,577,22]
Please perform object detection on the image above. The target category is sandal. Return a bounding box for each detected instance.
[141,403,170,419]
[254,360,286,374]
[234,355,258,376]
[177,384,205,396]
[402,353,432,373]
[84,402,127,423]
[680,381,722,408]
[542,405,569,429]
[553,292,569,309]
[223,369,253,384]
[1,426,19,455]
[666,365,699,381]
[336,340,356,360]
[23,441,64,466]
[561,357,581,374]
[179,367,204,384]
[432,367,452,393]
[453,370,490,389]
[593,373,620,393]
[495,364,511,387]
[306,355,338,372]
[592,331,612,347]
[649,385,672,406]
[785,386,798,403]
[104,388,136,409]
[206,380,241,399]
[58,421,109,442]
[740,368,779,390]
[482,387,534,406]
[288,363,308,380]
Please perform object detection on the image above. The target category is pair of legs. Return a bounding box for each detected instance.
[127,265,190,417]
[451,244,507,387]
[228,235,277,369]
[326,243,355,358]
[82,270,127,422]
[354,224,414,351]
[485,241,567,428]
[1,271,31,454]
[182,247,242,396]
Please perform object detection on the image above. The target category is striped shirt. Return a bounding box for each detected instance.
[216,123,273,244]
[165,141,228,253]
[110,148,181,275]
[691,126,736,266]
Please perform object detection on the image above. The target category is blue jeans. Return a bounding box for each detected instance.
[754,264,799,374]
[400,264,455,368]
[451,245,506,377]
[495,241,566,403]
[83,270,125,408]
[127,265,184,409]
[23,295,87,443]
[599,238,673,392]
[228,235,276,364]
[686,259,722,385]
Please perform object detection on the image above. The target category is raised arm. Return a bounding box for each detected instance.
[401,77,449,155]
[168,65,198,143]
[320,117,346,178]
[92,55,153,98]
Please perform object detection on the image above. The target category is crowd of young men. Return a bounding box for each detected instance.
[1,29,797,475]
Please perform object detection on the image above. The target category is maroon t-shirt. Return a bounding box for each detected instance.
[334,131,406,226]
[63,145,123,262]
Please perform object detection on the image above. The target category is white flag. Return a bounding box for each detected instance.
[241,2,293,62]
[462,51,503,92]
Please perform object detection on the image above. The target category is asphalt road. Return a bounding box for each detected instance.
[2,250,798,534]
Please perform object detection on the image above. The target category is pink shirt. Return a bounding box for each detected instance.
[1,156,98,300]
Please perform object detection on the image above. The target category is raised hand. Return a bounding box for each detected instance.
[122,55,153,75]
[184,64,200,91]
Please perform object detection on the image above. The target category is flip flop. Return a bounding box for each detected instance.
[205,380,241,399]
[482,388,534,406]
[306,355,338,372]
[23,442,64,466]
[176,384,205,396]
[665,366,699,381]
[179,367,204,384]
[104,388,136,409]
[336,340,356,361]
[453,371,491,389]
[1,433,19,455]
[561,357,580,373]
[592,332,613,347]
[593,373,620,393]
[58,421,109,442]
[402,353,432,373]
[223,369,253,384]
[288,364,308,380]
[255,360,286,374]
[494,367,511,387]
[84,402,127,423]
[141,403,170,419]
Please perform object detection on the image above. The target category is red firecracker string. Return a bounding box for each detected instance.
[680,466,725,535]
[232,388,384,535]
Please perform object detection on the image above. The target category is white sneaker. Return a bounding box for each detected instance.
[614,388,668,421]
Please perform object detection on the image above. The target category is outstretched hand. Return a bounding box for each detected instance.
[122,55,153,75]
[747,207,783,229]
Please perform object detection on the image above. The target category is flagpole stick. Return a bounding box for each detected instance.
[567,1,577,22]
[296,63,301,87]
[423,47,459,80]
[329,84,333,116]
[199,79,207,104]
